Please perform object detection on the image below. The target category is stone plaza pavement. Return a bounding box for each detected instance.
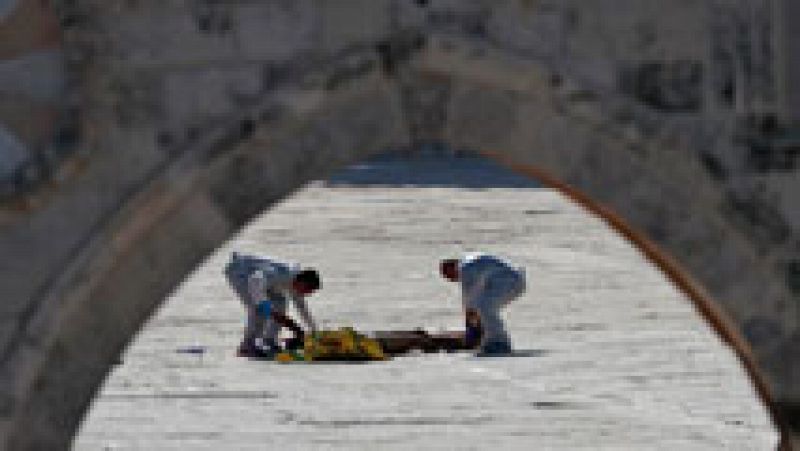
[75,159,777,450]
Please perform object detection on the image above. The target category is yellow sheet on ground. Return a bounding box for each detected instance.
[302,327,386,361]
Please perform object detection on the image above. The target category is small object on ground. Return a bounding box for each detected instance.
[176,345,207,364]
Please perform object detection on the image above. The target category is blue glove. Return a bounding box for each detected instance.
[255,300,272,319]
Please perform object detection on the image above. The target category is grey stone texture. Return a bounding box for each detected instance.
[0,0,798,448]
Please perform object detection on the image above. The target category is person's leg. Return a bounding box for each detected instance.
[473,291,511,353]
[260,294,287,349]
[476,303,512,354]
[474,271,522,354]
[224,256,263,353]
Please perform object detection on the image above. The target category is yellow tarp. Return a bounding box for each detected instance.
[302,327,386,361]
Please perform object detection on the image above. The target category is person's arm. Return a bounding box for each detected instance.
[464,308,482,348]
[460,266,490,348]
[270,310,304,337]
[293,296,318,333]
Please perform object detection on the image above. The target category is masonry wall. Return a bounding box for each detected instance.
[0,1,797,449]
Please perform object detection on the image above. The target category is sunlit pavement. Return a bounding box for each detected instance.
[75,159,777,450]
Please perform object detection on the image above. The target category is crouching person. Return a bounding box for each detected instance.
[439,253,526,355]
[224,252,320,358]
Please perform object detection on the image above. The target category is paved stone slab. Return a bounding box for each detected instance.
[75,180,776,449]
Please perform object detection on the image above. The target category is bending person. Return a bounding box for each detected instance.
[439,253,526,355]
[224,252,320,357]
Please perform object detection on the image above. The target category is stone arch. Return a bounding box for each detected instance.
[0,1,797,449]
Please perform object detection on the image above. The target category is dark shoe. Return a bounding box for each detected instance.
[237,338,254,357]
[237,338,278,358]
[479,341,512,355]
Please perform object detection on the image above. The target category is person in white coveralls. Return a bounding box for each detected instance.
[439,253,526,354]
[224,252,320,357]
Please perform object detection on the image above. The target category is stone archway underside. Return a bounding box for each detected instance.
[0,1,797,449]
